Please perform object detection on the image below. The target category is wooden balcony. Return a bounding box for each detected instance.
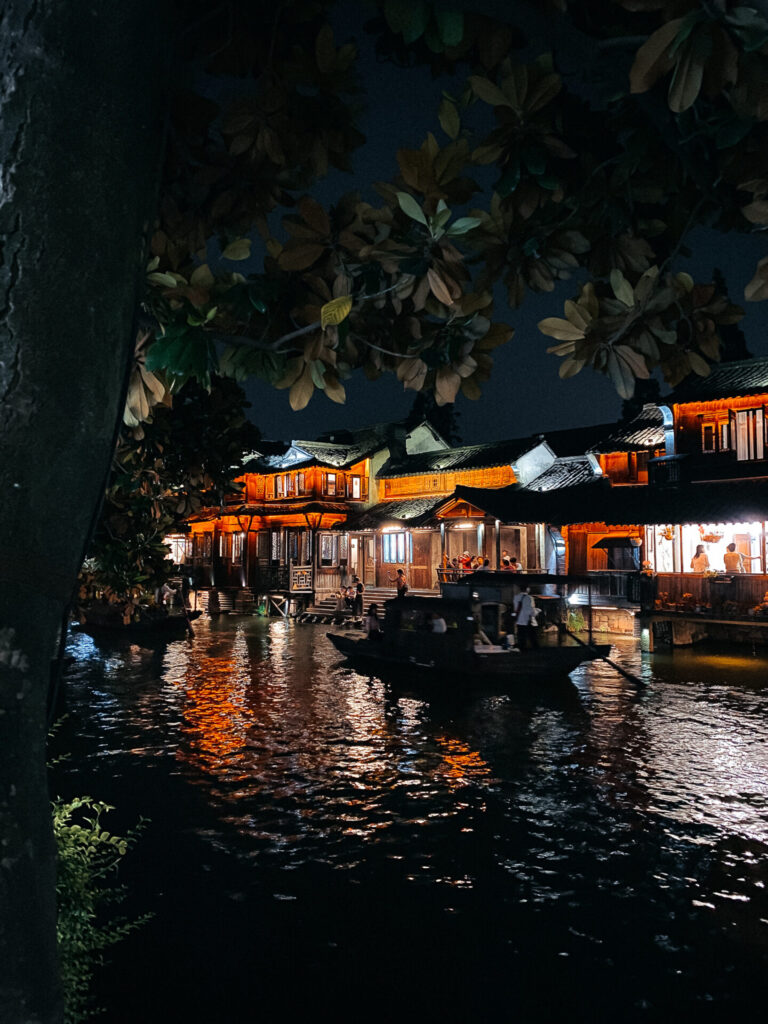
[642,571,768,618]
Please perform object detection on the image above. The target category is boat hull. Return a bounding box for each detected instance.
[326,631,611,680]
[77,607,201,638]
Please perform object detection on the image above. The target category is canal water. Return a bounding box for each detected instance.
[51,618,768,1023]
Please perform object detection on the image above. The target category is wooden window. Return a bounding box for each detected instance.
[285,474,294,495]
[351,475,361,499]
[382,532,412,563]
[731,408,765,461]
[232,532,244,562]
[256,531,269,560]
[320,533,338,565]
[203,534,212,561]
[265,477,275,499]
[271,531,281,563]
[275,475,284,498]
[297,472,306,494]
[326,472,336,496]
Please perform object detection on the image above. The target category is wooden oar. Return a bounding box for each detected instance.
[565,629,645,687]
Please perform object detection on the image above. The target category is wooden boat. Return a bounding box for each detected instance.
[327,595,611,681]
[77,603,202,638]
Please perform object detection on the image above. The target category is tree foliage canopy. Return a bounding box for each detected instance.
[132,0,768,421]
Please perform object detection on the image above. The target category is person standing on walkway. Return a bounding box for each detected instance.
[352,576,365,616]
[389,567,409,598]
[513,587,538,649]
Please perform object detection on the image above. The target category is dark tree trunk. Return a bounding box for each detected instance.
[0,3,169,1020]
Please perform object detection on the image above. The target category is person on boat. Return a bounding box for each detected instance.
[690,544,710,573]
[501,557,513,571]
[364,603,382,640]
[509,557,522,572]
[482,558,491,569]
[513,587,538,649]
[431,613,447,634]
[389,567,409,598]
[352,576,365,616]
[160,581,177,607]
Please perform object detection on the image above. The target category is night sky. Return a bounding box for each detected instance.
[238,4,768,446]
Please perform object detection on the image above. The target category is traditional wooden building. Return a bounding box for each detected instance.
[183,420,447,603]
[341,436,557,589]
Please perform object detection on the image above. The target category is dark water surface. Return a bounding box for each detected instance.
[52,618,768,1022]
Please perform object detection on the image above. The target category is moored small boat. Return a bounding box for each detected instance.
[327,595,611,682]
[77,603,201,638]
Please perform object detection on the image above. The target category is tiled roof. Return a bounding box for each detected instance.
[526,456,601,491]
[378,438,543,478]
[587,405,665,453]
[454,478,768,527]
[242,438,378,472]
[671,356,768,403]
[339,497,448,530]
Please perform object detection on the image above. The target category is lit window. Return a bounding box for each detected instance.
[351,476,361,499]
[327,473,336,495]
[297,472,306,494]
[285,474,294,495]
[275,475,284,498]
[382,532,413,563]
[232,533,244,562]
[733,408,764,461]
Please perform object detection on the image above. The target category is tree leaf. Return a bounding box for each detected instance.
[615,345,650,379]
[438,97,460,140]
[323,372,347,404]
[221,238,252,261]
[435,366,461,405]
[321,295,353,328]
[610,268,635,307]
[396,191,427,226]
[745,256,768,301]
[538,317,584,341]
[315,24,336,75]
[558,357,585,379]
[468,75,512,108]
[289,366,315,410]
[147,272,179,288]
[190,264,214,289]
[298,196,331,236]
[629,18,683,94]
[427,268,455,306]
[668,44,704,113]
[606,350,636,399]
[278,243,325,271]
[688,351,710,376]
[435,8,464,47]
[446,216,482,236]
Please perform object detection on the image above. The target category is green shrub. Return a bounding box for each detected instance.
[53,796,150,1023]
[567,608,586,633]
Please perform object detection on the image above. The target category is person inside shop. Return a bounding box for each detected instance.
[363,603,382,640]
[724,542,759,574]
[690,544,710,573]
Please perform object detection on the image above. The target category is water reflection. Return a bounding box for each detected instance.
[56,619,768,1021]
